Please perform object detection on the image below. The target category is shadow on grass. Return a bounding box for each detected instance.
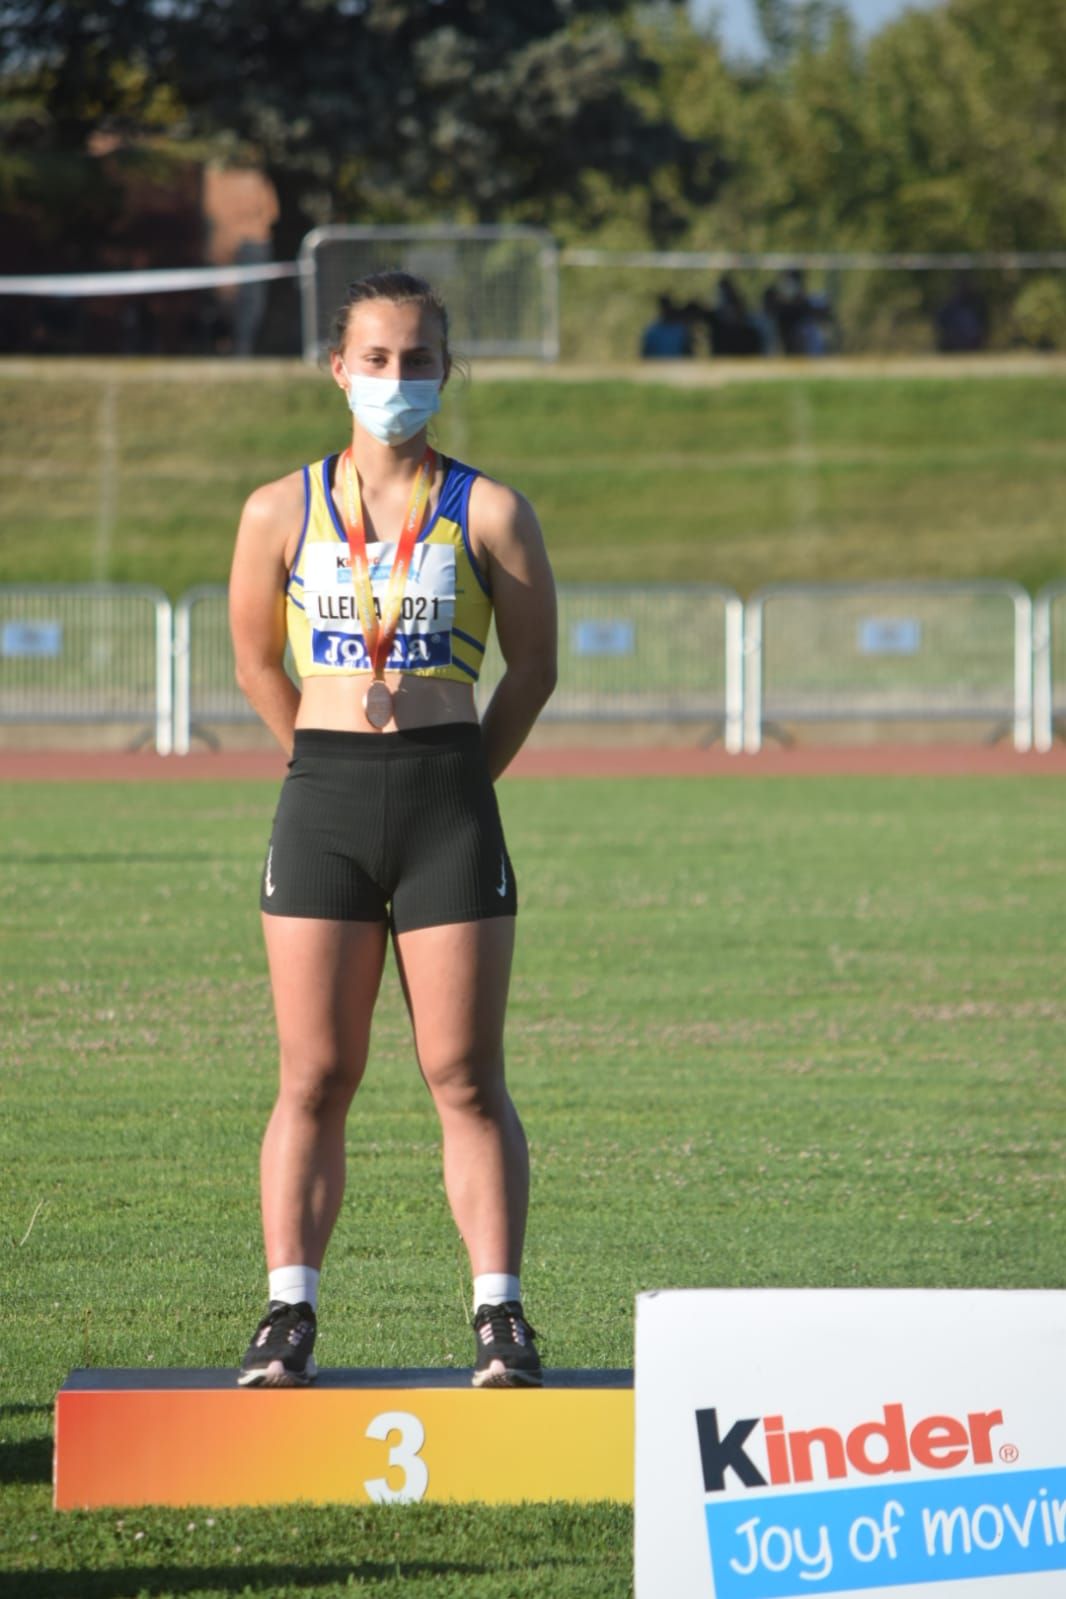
[0,1560,492,1597]
[0,1434,51,1485]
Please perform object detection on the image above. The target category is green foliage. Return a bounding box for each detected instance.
[752,0,845,66]
[599,0,1066,347]
[1009,277,1066,352]
[648,0,1066,264]
[0,0,714,254]
[860,0,1066,254]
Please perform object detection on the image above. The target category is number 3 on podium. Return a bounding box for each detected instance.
[364,1411,429,1503]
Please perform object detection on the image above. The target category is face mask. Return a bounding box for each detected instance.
[344,371,442,444]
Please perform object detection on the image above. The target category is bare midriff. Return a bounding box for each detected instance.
[296,672,478,735]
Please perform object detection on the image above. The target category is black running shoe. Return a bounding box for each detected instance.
[472,1300,542,1388]
[238,1300,318,1388]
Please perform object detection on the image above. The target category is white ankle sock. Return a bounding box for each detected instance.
[269,1265,320,1312]
[473,1273,521,1311]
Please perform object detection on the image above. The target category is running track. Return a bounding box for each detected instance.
[3,745,1064,782]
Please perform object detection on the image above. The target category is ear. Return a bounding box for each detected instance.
[329,350,349,392]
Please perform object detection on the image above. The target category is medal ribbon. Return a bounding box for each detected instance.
[339,446,435,679]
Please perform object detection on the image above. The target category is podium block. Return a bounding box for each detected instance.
[55,1368,634,1509]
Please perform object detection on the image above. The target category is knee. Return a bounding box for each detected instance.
[277,1052,361,1119]
[425,1055,507,1121]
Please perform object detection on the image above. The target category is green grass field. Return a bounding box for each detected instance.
[2,772,1064,1596]
[1,361,1064,601]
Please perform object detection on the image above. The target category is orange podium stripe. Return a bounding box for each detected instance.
[54,1369,634,1509]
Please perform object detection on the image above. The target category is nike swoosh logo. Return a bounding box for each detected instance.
[265,847,276,898]
[496,854,508,898]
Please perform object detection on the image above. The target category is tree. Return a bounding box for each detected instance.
[0,4,200,277]
[0,0,718,254]
[752,0,844,66]
[862,0,1066,254]
[672,0,1066,349]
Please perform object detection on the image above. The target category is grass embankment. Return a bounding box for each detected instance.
[1,362,1063,599]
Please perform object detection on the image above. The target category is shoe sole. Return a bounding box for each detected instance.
[237,1357,318,1388]
[472,1365,543,1389]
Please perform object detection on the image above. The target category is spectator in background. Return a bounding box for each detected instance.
[708,275,762,356]
[202,161,280,356]
[935,276,988,352]
[764,269,834,356]
[640,294,695,358]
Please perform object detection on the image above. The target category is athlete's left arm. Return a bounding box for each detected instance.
[472,477,557,781]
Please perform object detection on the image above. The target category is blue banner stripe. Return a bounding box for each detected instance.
[705,1467,1066,1597]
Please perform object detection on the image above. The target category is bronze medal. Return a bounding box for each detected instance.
[340,447,435,734]
[363,678,394,729]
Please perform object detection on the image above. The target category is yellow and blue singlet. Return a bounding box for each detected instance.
[285,454,492,684]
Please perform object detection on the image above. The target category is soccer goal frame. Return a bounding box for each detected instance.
[297,225,560,364]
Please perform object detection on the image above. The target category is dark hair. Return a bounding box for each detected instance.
[329,270,451,368]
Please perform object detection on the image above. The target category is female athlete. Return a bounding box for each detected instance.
[229,271,557,1387]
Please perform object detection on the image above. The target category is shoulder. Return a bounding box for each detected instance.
[240,466,308,531]
[236,466,312,567]
[464,470,552,600]
[467,472,540,549]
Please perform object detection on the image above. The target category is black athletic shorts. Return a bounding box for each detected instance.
[259,725,517,932]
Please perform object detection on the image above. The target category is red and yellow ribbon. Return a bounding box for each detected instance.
[339,446,435,678]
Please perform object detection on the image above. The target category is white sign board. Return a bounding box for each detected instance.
[635,1290,1066,1599]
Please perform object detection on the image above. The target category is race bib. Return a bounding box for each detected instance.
[302,540,456,671]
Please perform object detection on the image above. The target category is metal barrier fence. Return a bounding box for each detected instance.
[1033,581,1066,754]
[743,581,1034,752]
[0,584,172,753]
[173,583,745,754]
[4,581,1065,755]
[172,585,300,756]
[478,585,745,752]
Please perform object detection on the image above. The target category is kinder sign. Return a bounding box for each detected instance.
[634,1290,1066,1599]
[695,1402,1006,1491]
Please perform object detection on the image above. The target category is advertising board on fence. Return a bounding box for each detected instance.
[634,1289,1066,1599]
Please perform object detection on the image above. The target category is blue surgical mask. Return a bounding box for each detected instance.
[343,370,442,444]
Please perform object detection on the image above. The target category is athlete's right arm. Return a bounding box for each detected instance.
[229,473,304,753]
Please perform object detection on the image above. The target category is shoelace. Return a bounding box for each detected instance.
[475,1303,538,1346]
[260,1302,313,1336]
